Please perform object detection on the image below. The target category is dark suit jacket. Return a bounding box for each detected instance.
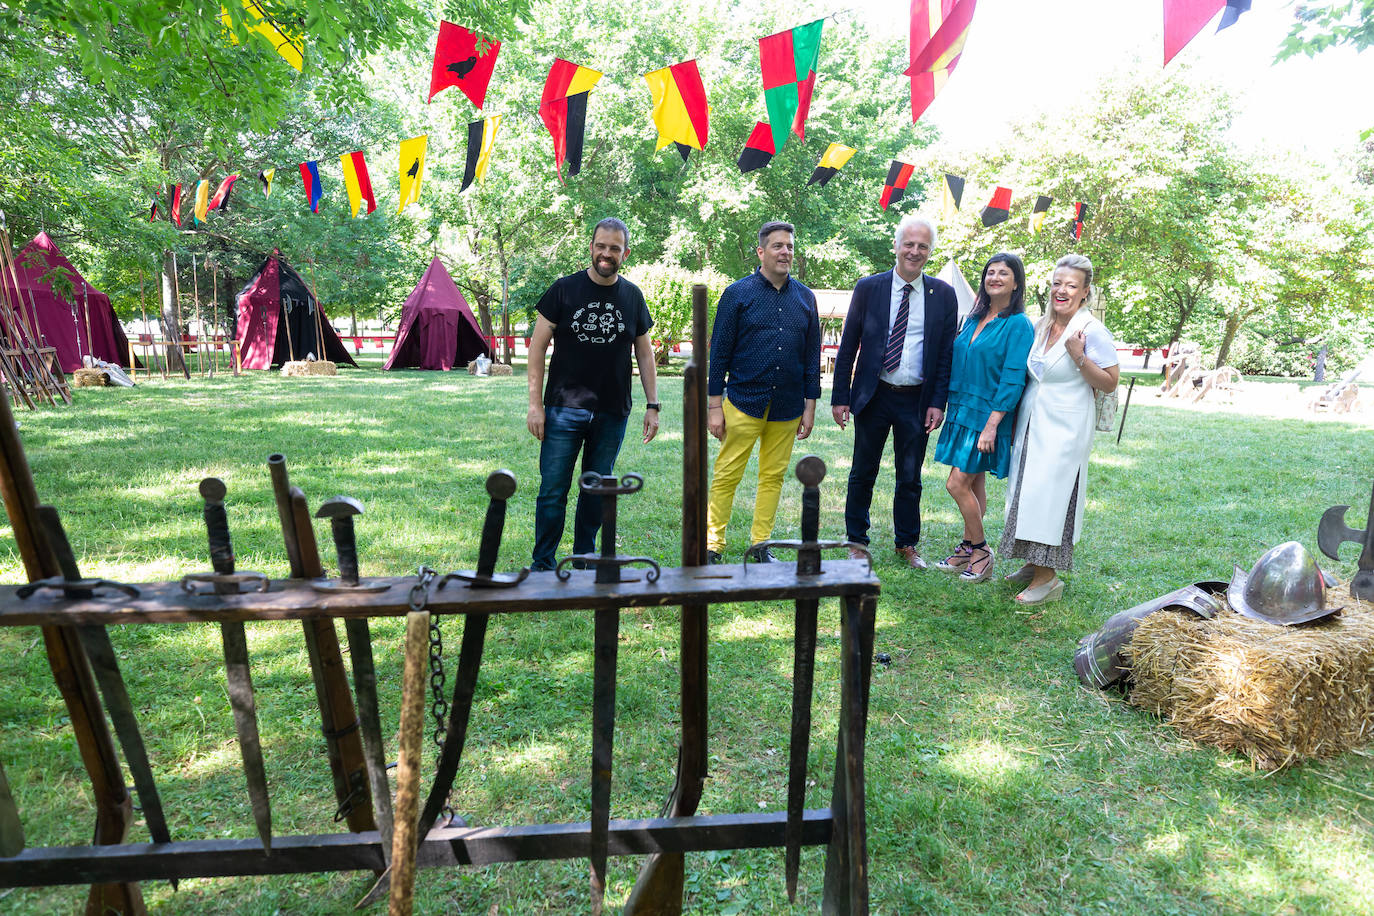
[830,270,958,418]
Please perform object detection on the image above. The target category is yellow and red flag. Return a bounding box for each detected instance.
[340,151,376,217]
[906,0,977,124]
[397,135,428,213]
[461,117,501,192]
[428,21,500,108]
[807,143,855,187]
[644,59,710,160]
[540,59,601,181]
[759,20,823,153]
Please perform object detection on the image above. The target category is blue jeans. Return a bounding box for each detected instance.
[532,406,629,570]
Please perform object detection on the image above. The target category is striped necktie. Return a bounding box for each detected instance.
[883,283,913,374]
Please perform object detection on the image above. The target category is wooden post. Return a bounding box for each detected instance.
[388,610,430,916]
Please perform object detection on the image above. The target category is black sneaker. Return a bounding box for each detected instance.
[706,550,723,565]
[746,544,777,563]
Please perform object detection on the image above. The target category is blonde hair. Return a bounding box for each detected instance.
[1034,254,1096,346]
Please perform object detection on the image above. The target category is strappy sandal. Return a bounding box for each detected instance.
[935,540,973,573]
[959,543,994,583]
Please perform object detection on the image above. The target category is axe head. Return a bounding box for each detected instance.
[1317,504,1361,561]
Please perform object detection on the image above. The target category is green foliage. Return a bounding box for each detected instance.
[623,261,729,361]
[1277,1,1374,58]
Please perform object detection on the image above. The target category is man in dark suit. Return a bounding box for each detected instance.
[831,215,957,569]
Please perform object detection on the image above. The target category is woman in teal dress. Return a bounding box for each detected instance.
[932,253,1035,582]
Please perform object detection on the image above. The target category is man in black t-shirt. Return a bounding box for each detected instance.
[526,217,660,570]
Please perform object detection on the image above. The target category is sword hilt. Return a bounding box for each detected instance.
[316,496,364,587]
[200,478,235,576]
[476,470,516,578]
[794,456,825,576]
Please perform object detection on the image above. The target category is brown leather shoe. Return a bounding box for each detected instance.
[896,545,928,570]
[847,545,869,561]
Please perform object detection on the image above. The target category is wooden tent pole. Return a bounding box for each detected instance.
[306,255,325,363]
[0,232,54,407]
[190,255,203,377]
[209,261,218,378]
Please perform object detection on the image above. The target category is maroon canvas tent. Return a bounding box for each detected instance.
[233,251,358,370]
[0,232,132,371]
[383,257,491,370]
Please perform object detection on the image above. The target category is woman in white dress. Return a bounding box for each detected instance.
[999,254,1120,604]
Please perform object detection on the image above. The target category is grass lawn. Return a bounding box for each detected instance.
[1,358,1372,915]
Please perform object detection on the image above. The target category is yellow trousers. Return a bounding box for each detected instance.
[707,399,799,554]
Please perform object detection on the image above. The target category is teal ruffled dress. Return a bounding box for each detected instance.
[933,310,1035,478]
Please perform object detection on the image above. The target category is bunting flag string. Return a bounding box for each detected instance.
[880,160,915,210]
[397,135,428,212]
[644,59,710,159]
[429,21,501,108]
[258,169,275,199]
[299,160,323,213]
[940,173,964,222]
[207,174,239,212]
[340,151,376,217]
[737,121,775,173]
[807,142,855,186]
[1029,194,1052,234]
[461,117,501,192]
[980,186,1011,227]
[759,19,824,153]
[907,0,978,124]
[540,59,601,180]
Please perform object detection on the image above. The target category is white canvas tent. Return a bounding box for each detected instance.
[937,259,977,327]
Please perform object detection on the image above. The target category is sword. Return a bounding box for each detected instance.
[1116,376,1137,445]
[0,754,21,859]
[1318,479,1374,600]
[200,477,273,854]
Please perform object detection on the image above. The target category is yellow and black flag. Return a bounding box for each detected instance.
[808,143,856,187]
[941,173,964,222]
[398,135,428,213]
[258,168,275,199]
[1029,195,1052,234]
[461,116,501,192]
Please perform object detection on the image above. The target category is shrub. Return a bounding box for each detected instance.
[624,263,731,363]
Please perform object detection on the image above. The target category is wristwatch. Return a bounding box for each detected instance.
[645,402,661,411]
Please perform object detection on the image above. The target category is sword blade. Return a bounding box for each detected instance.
[784,597,819,901]
[221,621,272,853]
[590,606,620,915]
[344,618,394,866]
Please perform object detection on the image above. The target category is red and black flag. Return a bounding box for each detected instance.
[208,174,239,212]
[1071,202,1089,240]
[1029,194,1052,234]
[808,143,856,187]
[759,19,824,152]
[148,199,160,221]
[461,116,501,192]
[907,0,978,124]
[880,160,915,210]
[540,59,601,181]
[737,121,775,173]
[428,21,500,108]
[1163,0,1250,66]
[980,186,1011,227]
[170,183,183,227]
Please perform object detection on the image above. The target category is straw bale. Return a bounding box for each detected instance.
[466,361,512,376]
[72,368,109,387]
[280,360,337,377]
[1124,584,1374,769]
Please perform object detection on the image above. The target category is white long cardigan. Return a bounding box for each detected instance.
[1003,308,1101,546]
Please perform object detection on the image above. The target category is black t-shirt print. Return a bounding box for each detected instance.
[536,271,653,416]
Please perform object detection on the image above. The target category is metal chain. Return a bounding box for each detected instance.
[414,564,458,823]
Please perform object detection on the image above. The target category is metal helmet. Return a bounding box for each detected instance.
[1226,541,1336,626]
[1074,582,1224,689]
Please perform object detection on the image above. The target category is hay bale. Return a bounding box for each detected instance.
[466,361,512,376]
[280,360,337,377]
[72,368,109,387]
[1125,583,1374,769]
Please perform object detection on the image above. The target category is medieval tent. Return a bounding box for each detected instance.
[383,257,491,371]
[1,232,132,371]
[233,250,358,370]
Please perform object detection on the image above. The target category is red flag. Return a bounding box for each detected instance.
[907,0,978,124]
[207,174,239,211]
[1163,0,1224,65]
[980,186,1012,227]
[428,21,500,108]
[881,160,915,210]
[170,184,183,227]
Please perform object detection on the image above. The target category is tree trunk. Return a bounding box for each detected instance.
[160,249,189,377]
[1214,312,1242,369]
[349,305,357,338]
[496,223,512,365]
[475,293,493,339]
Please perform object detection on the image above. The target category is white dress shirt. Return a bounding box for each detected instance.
[878,270,925,386]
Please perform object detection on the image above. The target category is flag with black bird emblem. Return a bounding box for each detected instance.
[980,186,1011,227]
[880,160,915,210]
[428,21,500,108]
[398,135,428,212]
[1030,195,1051,234]
[808,143,855,186]
[737,121,775,173]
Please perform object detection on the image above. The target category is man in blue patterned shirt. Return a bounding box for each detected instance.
[705,221,821,563]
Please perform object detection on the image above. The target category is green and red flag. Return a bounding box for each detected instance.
[737,121,775,173]
[1030,195,1052,234]
[540,58,602,181]
[980,186,1011,227]
[758,19,823,153]
[808,143,855,187]
[906,0,977,124]
[339,151,375,217]
[881,160,915,210]
[207,174,239,212]
[1163,0,1249,66]
[170,184,183,227]
[428,21,500,108]
[644,59,710,160]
